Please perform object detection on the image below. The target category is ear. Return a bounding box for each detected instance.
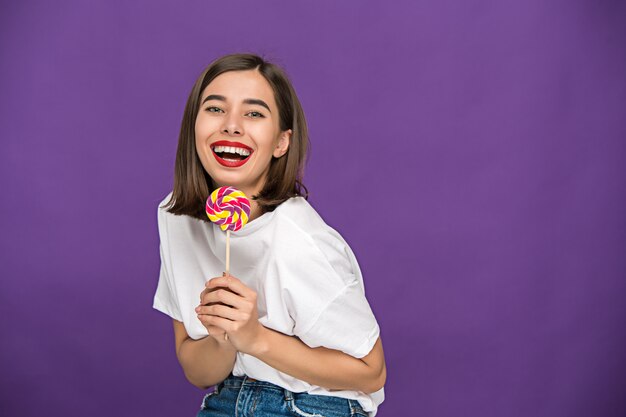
[273,129,292,158]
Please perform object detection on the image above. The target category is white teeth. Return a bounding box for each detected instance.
[212,145,251,157]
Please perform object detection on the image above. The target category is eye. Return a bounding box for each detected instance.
[247,111,265,118]
[205,106,223,113]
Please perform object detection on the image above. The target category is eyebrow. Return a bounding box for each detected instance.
[201,94,271,113]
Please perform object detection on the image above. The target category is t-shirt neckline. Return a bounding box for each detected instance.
[228,208,275,236]
[208,196,304,237]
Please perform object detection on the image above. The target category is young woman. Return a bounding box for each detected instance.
[153,53,386,417]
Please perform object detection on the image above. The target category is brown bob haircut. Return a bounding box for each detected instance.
[161,53,309,222]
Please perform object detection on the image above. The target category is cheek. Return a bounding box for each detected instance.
[251,126,279,150]
[195,113,221,136]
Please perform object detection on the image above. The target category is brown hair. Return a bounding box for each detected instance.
[161,53,309,222]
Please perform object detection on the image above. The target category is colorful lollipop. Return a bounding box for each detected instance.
[205,186,250,274]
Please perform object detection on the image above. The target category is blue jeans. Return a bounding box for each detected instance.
[196,373,368,417]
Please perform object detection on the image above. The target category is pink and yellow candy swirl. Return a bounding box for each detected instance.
[205,186,251,232]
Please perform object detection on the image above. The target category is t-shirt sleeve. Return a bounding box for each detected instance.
[298,279,380,359]
[152,201,183,322]
[281,228,380,359]
[153,243,183,321]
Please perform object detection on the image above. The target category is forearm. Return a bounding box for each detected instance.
[250,326,381,394]
[178,336,237,389]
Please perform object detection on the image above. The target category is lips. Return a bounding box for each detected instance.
[210,140,254,168]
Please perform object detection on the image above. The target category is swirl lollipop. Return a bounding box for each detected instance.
[205,186,250,274]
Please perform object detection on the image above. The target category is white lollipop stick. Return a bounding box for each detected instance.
[225,230,231,276]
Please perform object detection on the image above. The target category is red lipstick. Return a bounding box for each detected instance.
[211,141,253,151]
[210,140,253,168]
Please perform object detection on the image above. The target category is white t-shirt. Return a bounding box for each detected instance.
[153,192,384,416]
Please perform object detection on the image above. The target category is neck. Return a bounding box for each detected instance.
[213,174,268,223]
[248,198,264,222]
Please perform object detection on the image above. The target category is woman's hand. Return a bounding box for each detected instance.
[195,274,265,355]
[197,280,233,346]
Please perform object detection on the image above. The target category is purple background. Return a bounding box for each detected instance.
[1,1,625,416]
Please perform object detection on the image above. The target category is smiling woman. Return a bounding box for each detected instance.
[193,70,292,212]
[164,54,309,222]
[153,53,385,417]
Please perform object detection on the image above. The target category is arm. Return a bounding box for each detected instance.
[251,329,386,394]
[196,275,387,394]
[173,319,237,389]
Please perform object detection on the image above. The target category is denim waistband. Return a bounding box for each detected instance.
[221,373,285,392]
[218,373,366,415]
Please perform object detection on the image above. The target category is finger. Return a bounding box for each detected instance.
[200,286,233,305]
[197,314,232,332]
[201,287,248,310]
[202,320,226,336]
[206,275,228,287]
[206,275,256,299]
[199,285,237,307]
[207,275,242,290]
[196,304,243,321]
[202,277,227,297]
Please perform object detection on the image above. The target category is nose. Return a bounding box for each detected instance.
[221,113,243,136]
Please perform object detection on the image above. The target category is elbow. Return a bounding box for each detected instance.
[180,361,225,390]
[364,363,386,394]
[177,352,211,390]
[187,375,207,390]
[193,382,212,390]
[183,370,212,390]
[183,369,202,389]
[178,357,210,390]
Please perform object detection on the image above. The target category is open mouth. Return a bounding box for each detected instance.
[210,141,253,168]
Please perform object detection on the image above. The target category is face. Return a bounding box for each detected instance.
[195,70,292,198]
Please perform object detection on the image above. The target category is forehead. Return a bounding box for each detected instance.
[201,70,276,107]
